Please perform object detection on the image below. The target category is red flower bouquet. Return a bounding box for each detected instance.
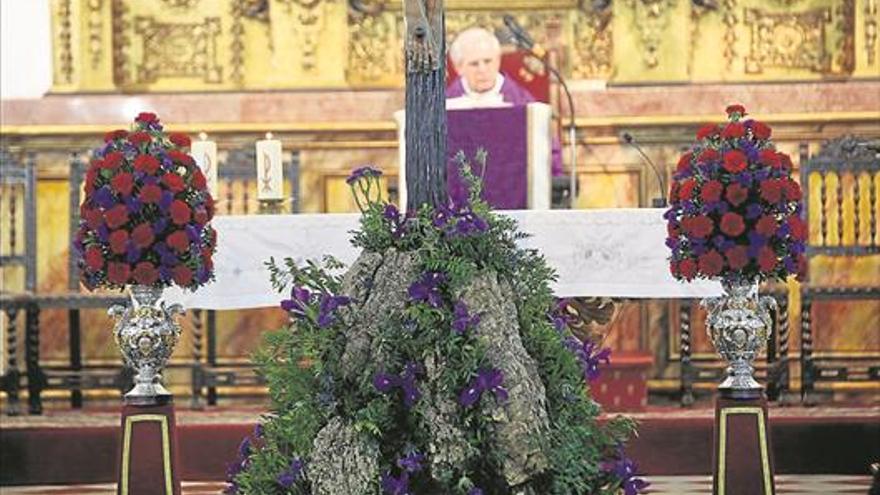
[666,105,806,283]
[75,112,216,290]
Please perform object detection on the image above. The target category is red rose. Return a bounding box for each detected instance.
[111,172,134,197]
[84,246,104,271]
[104,205,129,229]
[667,222,680,237]
[679,179,698,201]
[683,215,714,238]
[192,169,207,190]
[201,248,214,271]
[723,150,748,173]
[132,261,159,285]
[698,250,725,277]
[140,183,162,203]
[760,179,783,203]
[778,153,793,170]
[751,121,771,140]
[162,173,185,193]
[170,200,191,225]
[679,258,697,280]
[132,223,155,249]
[167,150,195,166]
[721,122,745,139]
[205,196,215,220]
[104,129,128,142]
[107,262,131,285]
[169,133,191,148]
[172,265,193,286]
[788,216,807,241]
[720,212,745,237]
[82,207,103,229]
[103,151,124,170]
[669,182,680,202]
[109,230,129,254]
[134,155,160,175]
[725,104,746,116]
[758,149,780,168]
[725,183,748,206]
[676,152,693,173]
[698,149,720,163]
[135,112,158,123]
[194,208,208,225]
[84,167,98,193]
[700,180,723,203]
[696,124,720,141]
[758,246,777,272]
[782,178,802,201]
[756,215,778,237]
[128,132,152,146]
[167,230,190,253]
[725,245,749,270]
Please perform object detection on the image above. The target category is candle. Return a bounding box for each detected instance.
[255,132,284,201]
[191,132,218,197]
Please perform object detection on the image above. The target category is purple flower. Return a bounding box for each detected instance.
[97,224,110,242]
[317,294,351,328]
[125,196,143,214]
[93,187,115,209]
[604,457,649,495]
[276,458,304,488]
[383,204,408,239]
[280,286,311,316]
[158,265,172,282]
[159,191,174,211]
[381,471,411,495]
[746,203,764,219]
[452,301,480,335]
[459,367,507,407]
[396,452,425,473]
[468,489,484,495]
[346,165,382,185]
[401,380,421,408]
[408,272,446,308]
[566,337,611,382]
[153,218,169,235]
[373,372,401,393]
[125,245,141,264]
[237,437,251,459]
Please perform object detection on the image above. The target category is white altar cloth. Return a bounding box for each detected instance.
[164,209,722,310]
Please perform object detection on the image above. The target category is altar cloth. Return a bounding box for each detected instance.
[164,209,722,310]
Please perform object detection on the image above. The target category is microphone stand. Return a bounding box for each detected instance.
[623,132,666,207]
[545,65,578,208]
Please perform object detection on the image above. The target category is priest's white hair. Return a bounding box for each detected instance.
[449,27,501,67]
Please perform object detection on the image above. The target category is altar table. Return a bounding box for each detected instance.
[164,209,722,310]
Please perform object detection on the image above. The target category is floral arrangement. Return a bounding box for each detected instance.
[74,112,216,290]
[666,104,807,283]
[226,155,645,495]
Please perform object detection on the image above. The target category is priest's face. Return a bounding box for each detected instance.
[456,42,501,93]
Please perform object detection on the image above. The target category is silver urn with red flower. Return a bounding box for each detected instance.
[665,104,807,397]
[110,285,185,405]
[74,112,216,405]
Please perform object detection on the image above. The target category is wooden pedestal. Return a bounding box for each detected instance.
[713,394,776,495]
[117,402,182,495]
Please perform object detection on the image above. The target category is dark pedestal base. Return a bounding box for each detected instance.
[117,402,181,495]
[713,394,776,495]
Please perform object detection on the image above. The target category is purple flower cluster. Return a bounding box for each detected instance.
[407,272,446,308]
[549,298,579,333]
[381,451,424,495]
[432,193,489,238]
[373,362,423,409]
[603,456,650,495]
[223,425,262,494]
[383,204,409,240]
[459,368,508,408]
[280,285,351,328]
[452,301,481,335]
[565,337,611,382]
[276,457,305,489]
[346,165,383,185]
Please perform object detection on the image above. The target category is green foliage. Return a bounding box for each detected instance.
[230,154,638,494]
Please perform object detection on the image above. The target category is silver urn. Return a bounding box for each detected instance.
[701,279,776,399]
[110,285,185,406]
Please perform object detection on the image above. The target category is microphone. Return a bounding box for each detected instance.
[502,15,547,58]
[622,132,667,207]
[499,14,578,204]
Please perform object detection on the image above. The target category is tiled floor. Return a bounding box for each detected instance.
[0,475,873,494]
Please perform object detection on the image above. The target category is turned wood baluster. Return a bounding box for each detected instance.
[4,307,21,416]
[679,301,694,407]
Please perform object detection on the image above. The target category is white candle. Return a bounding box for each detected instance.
[191,132,218,197]
[255,132,284,200]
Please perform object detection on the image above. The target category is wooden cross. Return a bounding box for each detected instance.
[403,0,447,211]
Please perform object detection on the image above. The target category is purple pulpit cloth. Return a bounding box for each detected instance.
[447,106,528,210]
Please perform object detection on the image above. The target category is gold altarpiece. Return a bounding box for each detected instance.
[1,0,877,398]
